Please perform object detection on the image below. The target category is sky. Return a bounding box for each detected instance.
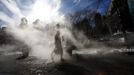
[0,0,112,26]
[60,0,111,15]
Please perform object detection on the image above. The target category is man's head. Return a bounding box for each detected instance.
[56,24,60,29]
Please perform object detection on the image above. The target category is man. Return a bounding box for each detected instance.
[51,24,64,62]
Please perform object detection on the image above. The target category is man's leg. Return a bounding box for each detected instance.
[51,51,55,62]
[60,50,64,61]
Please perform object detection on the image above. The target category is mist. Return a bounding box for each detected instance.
[1,0,110,62]
[2,0,73,61]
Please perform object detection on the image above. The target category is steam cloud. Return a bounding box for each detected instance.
[3,0,65,60]
[1,0,97,62]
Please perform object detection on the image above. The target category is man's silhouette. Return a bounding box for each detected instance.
[51,24,64,62]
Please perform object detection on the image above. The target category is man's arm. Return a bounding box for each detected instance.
[61,36,64,42]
